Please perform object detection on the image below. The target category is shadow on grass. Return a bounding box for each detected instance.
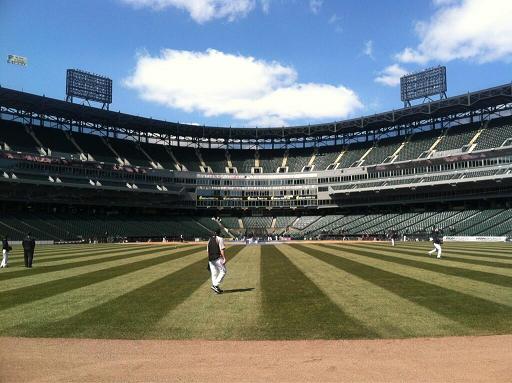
[222,288,254,294]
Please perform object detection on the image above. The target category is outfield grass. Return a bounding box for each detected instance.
[0,242,511,340]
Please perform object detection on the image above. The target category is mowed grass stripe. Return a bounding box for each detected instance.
[293,244,512,334]
[4,245,152,265]
[387,243,512,261]
[19,245,244,339]
[319,243,512,288]
[0,245,203,310]
[351,243,512,274]
[155,245,257,339]
[1,248,208,336]
[354,242,512,260]
[446,244,512,253]
[279,244,467,338]
[2,246,195,291]
[4,244,128,259]
[316,244,512,308]
[257,245,375,339]
[0,244,194,282]
[356,242,512,269]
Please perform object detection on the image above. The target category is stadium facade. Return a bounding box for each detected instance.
[1,84,511,241]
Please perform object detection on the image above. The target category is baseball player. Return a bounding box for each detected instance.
[207,229,227,294]
[1,235,11,268]
[428,228,443,259]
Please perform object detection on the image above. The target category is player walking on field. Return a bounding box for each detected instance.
[428,228,443,259]
[208,229,227,294]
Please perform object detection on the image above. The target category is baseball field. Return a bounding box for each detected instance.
[1,241,511,340]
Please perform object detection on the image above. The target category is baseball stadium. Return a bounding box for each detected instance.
[1,1,512,382]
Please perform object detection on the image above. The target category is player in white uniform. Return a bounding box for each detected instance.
[207,229,227,294]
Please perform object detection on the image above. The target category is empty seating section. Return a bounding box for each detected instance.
[363,139,402,165]
[402,210,461,234]
[203,149,227,173]
[0,120,39,154]
[0,209,510,240]
[274,216,296,228]
[435,124,479,152]
[72,132,117,163]
[0,214,210,241]
[258,149,285,173]
[108,138,150,167]
[286,148,313,172]
[195,217,221,232]
[218,217,240,231]
[313,147,341,170]
[395,131,439,162]
[140,142,176,169]
[242,217,273,229]
[471,209,512,235]
[452,209,503,235]
[336,146,366,168]
[302,214,346,235]
[229,150,254,173]
[292,216,321,230]
[487,210,512,236]
[475,124,512,150]
[171,147,201,172]
[31,126,79,158]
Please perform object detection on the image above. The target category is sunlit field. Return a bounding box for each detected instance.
[1,242,511,340]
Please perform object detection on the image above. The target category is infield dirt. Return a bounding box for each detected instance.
[1,335,511,382]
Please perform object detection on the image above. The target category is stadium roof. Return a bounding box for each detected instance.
[1,83,512,140]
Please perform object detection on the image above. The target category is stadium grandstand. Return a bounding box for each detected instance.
[1,83,512,242]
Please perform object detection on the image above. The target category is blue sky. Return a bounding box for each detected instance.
[1,0,511,128]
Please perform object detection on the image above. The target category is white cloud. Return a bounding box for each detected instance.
[374,64,408,87]
[124,49,363,126]
[363,40,374,60]
[120,0,256,23]
[396,0,512,64]
[328,14,340,24]
[260,0,270,13]
[309,0,323,14]
[328,13,342,33]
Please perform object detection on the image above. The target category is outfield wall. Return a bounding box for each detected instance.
[443,236,508,242]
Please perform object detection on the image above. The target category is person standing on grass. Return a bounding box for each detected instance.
[1,235,11,268]
[428,228,443,259]
[22,232,36,268]
[208,229,226,294]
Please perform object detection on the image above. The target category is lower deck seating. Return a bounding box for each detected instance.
[0,209,509,240]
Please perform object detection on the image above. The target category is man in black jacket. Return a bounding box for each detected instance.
[22,232,36,268]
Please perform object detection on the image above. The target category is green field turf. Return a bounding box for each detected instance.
[0,242,511,340]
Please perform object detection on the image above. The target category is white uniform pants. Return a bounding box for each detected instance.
[428,243,442,258]
[1,249,8,267]
[391,238,395,246]
[209,258,226,287]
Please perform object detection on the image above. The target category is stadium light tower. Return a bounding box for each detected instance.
[400,66,447,108]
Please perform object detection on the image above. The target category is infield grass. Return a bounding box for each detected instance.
[0,241,511,340]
